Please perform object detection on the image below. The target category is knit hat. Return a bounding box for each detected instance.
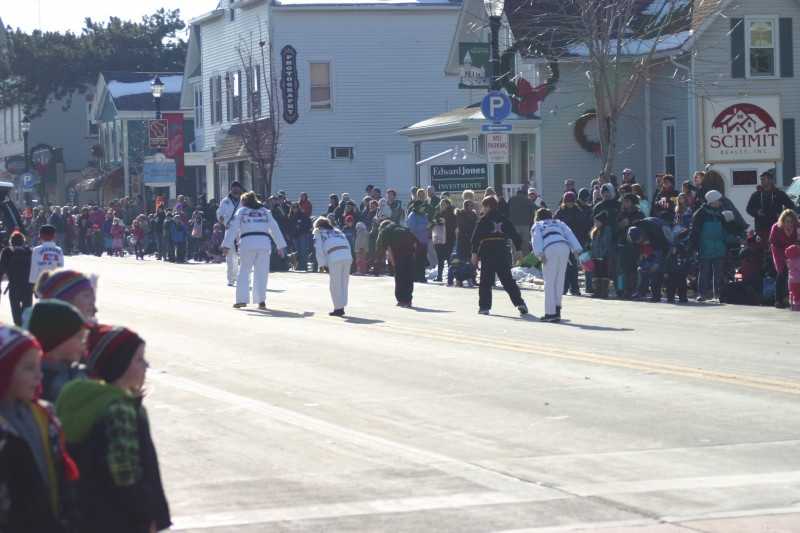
[25,300,89,354]
[86,326,144,383]
[627,226,642,243]
[0,326,42,397]
[705,189,722,204]
[577,188,591,203]
[601,183,616,198]
[563,191,577,203]
[35,269,95,301]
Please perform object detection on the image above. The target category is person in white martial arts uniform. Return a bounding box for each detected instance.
[217,181,243,286]
[313,217,353,317]
[531,208,584,323]
[222,191,287,309]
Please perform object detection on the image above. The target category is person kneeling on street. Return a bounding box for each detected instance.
[313,217,353,317]
[471,195,529,316]
[531,208,583,322]
[222,191,287,310]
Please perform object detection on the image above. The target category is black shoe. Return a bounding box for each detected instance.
[517,304,529,316]
[258,302,267,310]
[233,303,247,309]
[329,309,345,317]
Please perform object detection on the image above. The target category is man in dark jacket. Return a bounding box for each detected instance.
[508,188,534,253]
[746,171,795,237]
[471,196,528,316]
[376,220,419,307]
[0,231,33,325]
[555,191,589,295]
[617,194,645,298]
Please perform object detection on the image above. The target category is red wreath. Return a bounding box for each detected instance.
[574,109,602,156]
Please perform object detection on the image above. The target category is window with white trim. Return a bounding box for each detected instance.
[662,119,676,176]
[210,75,223,124]
[310,62,331,110]
[330,146,353,160]
[747,17,778,77]
[231,70,242,120]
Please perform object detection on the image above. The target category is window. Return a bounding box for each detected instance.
[247,64,261,117]
[662,120,676,176]
[747,17,778,77]
[330,146,353,160]
[231,71,242,120]
[310,62,331,109]
[8,106,14,142]
[732,170,758,186]
[2,108,7,143]
[194,84,204,127]
[210,75,223,124]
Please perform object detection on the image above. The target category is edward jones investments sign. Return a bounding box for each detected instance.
[430,164,488,192]
[703,96,782,163]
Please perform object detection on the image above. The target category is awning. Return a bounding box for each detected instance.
[74,166,122,192]
[214,119,274,162]
[399,103,540,142]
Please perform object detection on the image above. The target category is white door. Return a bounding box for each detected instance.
[384,153,413,196]
[713,163,776,228]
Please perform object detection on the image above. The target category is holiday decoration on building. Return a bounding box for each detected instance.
[504,61,559,119]
[574,109,602,156]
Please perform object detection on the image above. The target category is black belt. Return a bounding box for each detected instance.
[241,232,269,238]
[328,245,349,254]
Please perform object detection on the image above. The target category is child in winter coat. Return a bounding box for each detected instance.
[590,212,614,298]
[786,244,800,311]
[132,216,146,260]
[354,220,370,275]
[110,219,125,256]
[170,216,188,263]
[25,300,89,402]
[208,223,225,263]
[56,326,171,533]
[0,325,78,532]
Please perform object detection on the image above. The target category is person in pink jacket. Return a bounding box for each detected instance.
[769,209,800,308]
[786,244,800,311]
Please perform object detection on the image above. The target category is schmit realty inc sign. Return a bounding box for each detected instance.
[431,164,488,192]
[703,96,782,163]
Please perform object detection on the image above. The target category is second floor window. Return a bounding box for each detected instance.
[194,85,204,127]
[310,62,331,110]
[232,71,242,120]
[748,18,777,77]
[210,75,223,124]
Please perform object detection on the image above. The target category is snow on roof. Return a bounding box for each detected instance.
[565,30,692,57]
[107,75,183,98]
[274,0,455,5]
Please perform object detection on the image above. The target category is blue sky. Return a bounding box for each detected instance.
[3,0,213,34]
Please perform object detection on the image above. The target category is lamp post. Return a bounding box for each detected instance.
[20,117,31,172]
[483,0,505,91]
[151,74,165,119]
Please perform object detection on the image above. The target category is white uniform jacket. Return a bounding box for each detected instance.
[531,219,583,259]
[216,195,241,228]
[29,242,64,284]
[223,207,287,253]
[313,228,352,268]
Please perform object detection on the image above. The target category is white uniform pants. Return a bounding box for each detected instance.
[237,249,270,304]
[542,242,571,316]
[226,246,239,284]
[328,258,352,310]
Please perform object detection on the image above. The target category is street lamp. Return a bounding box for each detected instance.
[20,117,31,172]
[151,74,165,119]
[483,0,505,90]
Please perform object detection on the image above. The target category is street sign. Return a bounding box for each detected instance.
[481,123,513,133]
[148,119,169,148]
[143,153,177,184]
[487,134,510,164]
[20,172,38,192]
[481,91,511,122]
[430,164,488,192]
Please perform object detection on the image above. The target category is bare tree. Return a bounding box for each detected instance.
[234,22,281,197]
[508,0,693,175]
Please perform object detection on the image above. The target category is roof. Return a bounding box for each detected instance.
[273,0,459,6]
[505,0,722,58]
[215,119,274,162]
[101,71,183,112]
[400,103,535,134]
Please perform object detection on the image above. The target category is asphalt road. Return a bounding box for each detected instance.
[7,255,800,532]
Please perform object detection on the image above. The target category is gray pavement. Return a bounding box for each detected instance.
[7,255,800,532]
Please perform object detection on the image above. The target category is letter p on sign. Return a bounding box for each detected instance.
[481,91,511,122]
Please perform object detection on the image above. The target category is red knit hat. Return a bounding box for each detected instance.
[86,326,144,383]
[0,326,42,397]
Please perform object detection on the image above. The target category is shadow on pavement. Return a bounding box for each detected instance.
[243,309,314,319]
[342,317,385,325]
[409,307,453,313]
[557,320,633,332]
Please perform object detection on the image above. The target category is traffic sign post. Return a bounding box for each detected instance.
[20,171,38,193]
[481,91,511,122]
[148,119,169,149]
[486,134,510,164]
[481,123,513,133]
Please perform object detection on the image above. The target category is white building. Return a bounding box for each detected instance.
[183,0,478,209]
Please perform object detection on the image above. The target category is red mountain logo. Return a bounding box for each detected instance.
[709,103,779,152]
[712,103,777,134]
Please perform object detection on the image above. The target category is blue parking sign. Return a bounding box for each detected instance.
[481,91,511,122]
